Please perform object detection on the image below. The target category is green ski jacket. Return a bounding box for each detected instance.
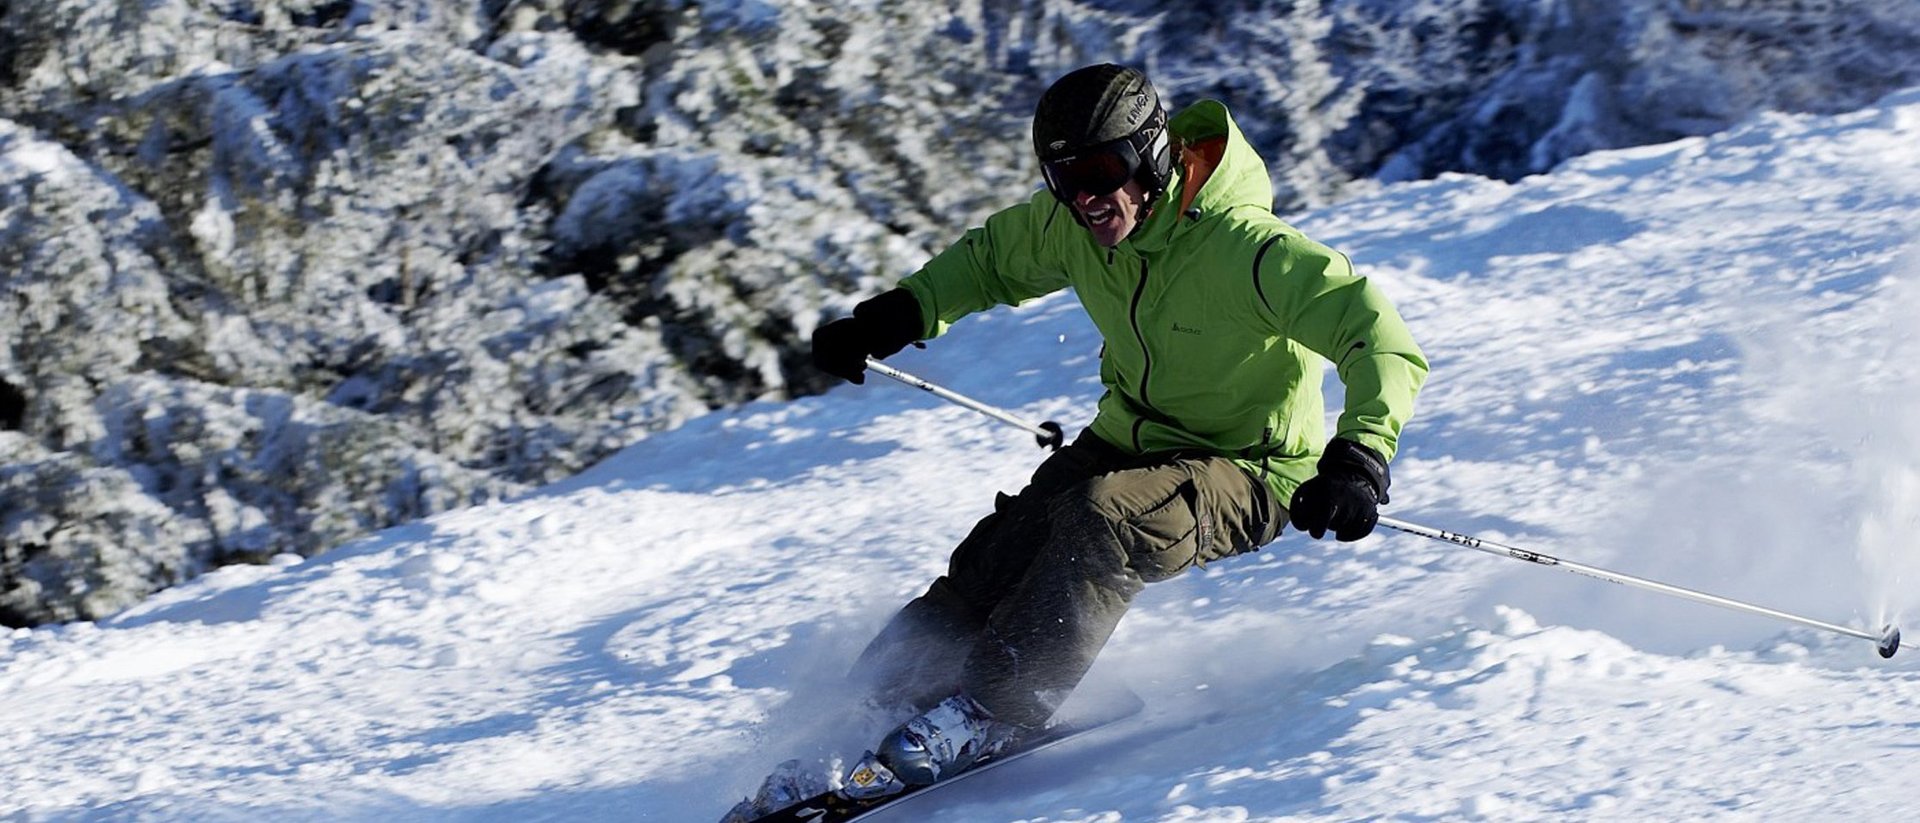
[899,100,1428,503]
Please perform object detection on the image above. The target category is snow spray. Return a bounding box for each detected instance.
[1850,249,1920,642]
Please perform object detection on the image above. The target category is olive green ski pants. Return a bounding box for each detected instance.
[851,430,1283,728]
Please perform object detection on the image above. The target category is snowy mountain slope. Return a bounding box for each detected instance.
[5,90,1920,821]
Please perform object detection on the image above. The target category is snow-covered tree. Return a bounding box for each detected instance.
[2,0,1915,624]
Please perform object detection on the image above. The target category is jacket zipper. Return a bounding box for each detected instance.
[1127,257,1155,451]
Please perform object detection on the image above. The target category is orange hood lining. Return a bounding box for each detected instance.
[1178,136,1228,216]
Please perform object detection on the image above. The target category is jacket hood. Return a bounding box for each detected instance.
[1127,100,1273,252]
[1169,99,1274,216]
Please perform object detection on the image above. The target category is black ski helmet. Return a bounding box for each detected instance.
[1032,64,1173,206]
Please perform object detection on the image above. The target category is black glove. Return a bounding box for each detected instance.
[1289,438,1391,541]
[810,288,924,384]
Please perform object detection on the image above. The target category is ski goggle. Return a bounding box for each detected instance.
[1041,139,1146,201]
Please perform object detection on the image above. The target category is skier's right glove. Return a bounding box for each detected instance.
[810,288,924,384]
[1289,438,1391,542]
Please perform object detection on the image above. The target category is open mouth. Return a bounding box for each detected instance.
[1081,202,1118,227]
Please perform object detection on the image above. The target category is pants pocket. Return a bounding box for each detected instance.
[1112,479,1203,583]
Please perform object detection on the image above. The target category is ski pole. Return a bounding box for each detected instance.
[854,358,1900,659]
[1376,515,1902,658]
[863,357,1065,450]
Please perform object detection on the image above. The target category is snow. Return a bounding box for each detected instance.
[0,132,72,181]
[5,89,1920,821]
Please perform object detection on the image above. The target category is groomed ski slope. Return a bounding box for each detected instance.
[5,89,1920,822]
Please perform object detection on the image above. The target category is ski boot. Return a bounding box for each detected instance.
[843,692,1014,797]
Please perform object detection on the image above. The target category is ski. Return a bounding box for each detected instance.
[743,690,1145,823]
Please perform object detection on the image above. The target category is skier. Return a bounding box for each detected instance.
[734,62,1427,817]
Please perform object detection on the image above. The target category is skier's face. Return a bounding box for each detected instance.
[1071,179,1150,247]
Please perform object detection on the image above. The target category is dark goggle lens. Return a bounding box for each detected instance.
[1043,143,1140,199]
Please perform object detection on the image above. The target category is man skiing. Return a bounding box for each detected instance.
[771,62,1426,809]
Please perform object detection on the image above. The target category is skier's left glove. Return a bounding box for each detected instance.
[811,288,924,384]
[1289,438,1390,541]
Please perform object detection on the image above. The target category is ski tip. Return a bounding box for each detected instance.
[1878,624,1900,659]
